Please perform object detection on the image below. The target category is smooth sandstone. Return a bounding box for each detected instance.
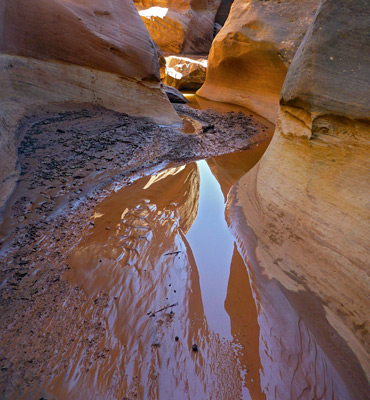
[1,0,160,80]
[0,0,179,210]
[134,0,221,54]
[163,84,189,103]
[233,0,370,396]
[197,0,320,122]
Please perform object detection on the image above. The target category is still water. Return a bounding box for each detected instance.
[59,143,269,399]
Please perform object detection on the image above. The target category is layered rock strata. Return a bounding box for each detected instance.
[163,55,207,90]
[197,0,320,122]
[134,0,221,54]
[0,0,179,210]
[233,0,370,397]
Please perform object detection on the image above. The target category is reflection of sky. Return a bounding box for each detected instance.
[186,160,234,340]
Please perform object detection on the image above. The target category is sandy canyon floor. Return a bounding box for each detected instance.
[0,100,273,399]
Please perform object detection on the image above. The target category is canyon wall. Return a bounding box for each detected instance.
[134,0,221,54]
[197,0,320,122]
[232,0,370,396]
[0,0,179,210]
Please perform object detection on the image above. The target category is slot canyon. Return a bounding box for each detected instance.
[0,0,369,399]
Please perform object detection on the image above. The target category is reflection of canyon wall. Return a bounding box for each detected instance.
[134,0,221,54]
[233,0,370,397]
[47,164,201,398]
[47,164,249,399]
[197,0,319,121]
[0,0,179,209]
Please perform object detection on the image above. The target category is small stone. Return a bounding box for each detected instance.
[192,344,198,352]
[175,336,179,341]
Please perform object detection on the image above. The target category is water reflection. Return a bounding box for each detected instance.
[53,147,266,399]
[186,160,234,339]
[42,94,357,399]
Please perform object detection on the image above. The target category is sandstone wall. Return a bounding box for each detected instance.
[0,0,179,210]
[215,0,234,25]
[233,0,370,396]
[197,0,320,122]
[134,0,221,54]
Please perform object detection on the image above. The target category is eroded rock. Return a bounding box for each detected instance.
[134,0,222,54]
[0,0,179,209]
[197,0,320,122]
[233,1,370,397]
[164,55,207,90]
[163,84,189,103]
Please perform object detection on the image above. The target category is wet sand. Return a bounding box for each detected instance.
[0,95,362,399]
[0,101,270,398]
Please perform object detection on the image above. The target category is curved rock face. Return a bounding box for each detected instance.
[0,0,179,210]
[134,0,221,54]
[234,0,370,397]
[281,0,370,124]
[197,0,320,122]
[1,0,160,80]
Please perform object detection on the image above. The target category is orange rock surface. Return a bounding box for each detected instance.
[197,0,319,122]
[163,55,207,90]
[134,0,221,54]
[232,0,370,396]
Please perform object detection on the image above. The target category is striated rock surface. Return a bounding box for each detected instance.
[1,0,161,80]
[197,0,320,122]
[164,55,207,90]
[232,0,370,397]
[0,0,179,210]
[134,0,221,54]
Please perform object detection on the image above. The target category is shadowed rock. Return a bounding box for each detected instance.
[233,1,370,397]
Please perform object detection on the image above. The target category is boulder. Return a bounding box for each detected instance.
[232,0,370,396]
[197,0,320,122]
[163,55,207,90]
[134,0,221,54]
[0,0,179,210]
[162,84,189,103]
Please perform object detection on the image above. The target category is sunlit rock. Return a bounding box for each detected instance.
[164,55,207,90]
[197,0,320,122]
[0,0,179,209]
[232,0,370,396]
[134,0,222,54]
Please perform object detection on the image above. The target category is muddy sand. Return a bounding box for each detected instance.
[0,103,270,399]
